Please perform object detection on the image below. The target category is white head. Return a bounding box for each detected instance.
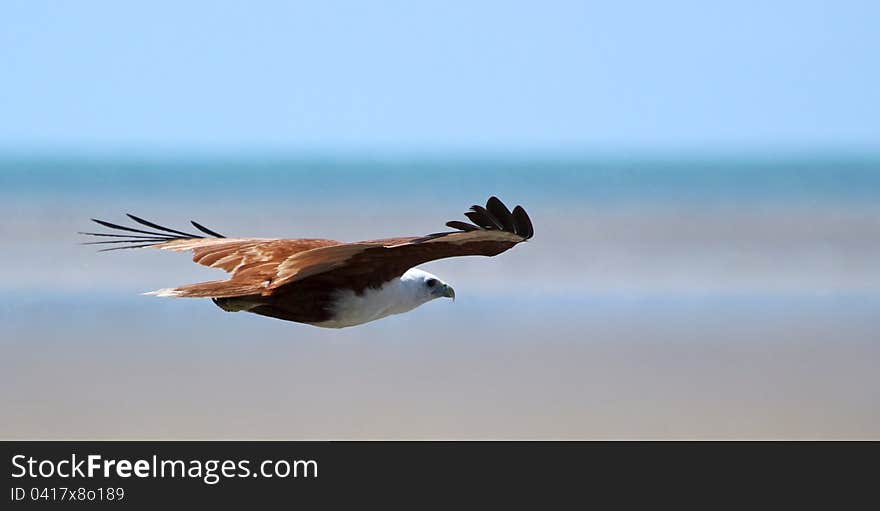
[315,267,456,328]
[400,268,455,305]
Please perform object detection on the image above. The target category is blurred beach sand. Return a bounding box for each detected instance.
[1,157,878,439]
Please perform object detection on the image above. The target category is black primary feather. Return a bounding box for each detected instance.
[444,197,533,239]
[98,243,162,252]
[82,215,226,250]
[445,220,480,232]
[191,220,226,238]
[463,211,487,228]
[90,218,176,238]
[512,205,534,239]
[82,238,174,245]
[465,210,498,230]
[126,213,202,238]
[78,232,170,238]
[470,205,504,230]
[485,196,516,232]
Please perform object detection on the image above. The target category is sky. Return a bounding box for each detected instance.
[1,0,878,154]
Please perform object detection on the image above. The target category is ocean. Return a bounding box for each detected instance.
[1,154,878,438]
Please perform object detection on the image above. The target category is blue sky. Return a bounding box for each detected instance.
[1,1,878,153]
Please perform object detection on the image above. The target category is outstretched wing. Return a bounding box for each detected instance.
[266,196,534,294]
[81,196,533,298]
[80,215,341,294]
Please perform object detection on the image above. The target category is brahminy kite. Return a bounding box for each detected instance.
[80,196,534,328]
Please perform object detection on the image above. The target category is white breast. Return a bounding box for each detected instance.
[308,274,430,329]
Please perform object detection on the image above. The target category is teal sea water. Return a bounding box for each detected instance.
[2,154,879,204]
[1,154,879,439]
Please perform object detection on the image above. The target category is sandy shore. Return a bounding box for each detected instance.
[2,194,878,439]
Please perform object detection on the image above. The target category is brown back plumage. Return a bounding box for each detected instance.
[80,196,534,298]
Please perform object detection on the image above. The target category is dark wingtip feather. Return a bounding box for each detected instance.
[83,214,226,252]
[81,238,173,246]
[126,213,202,238]
[191,220,226,238]
[97,243,159,252]
[444,197,533,240]
[79,231,160,238]
[445,220,480,232]
[512,205,534,239]
[467,205,503,230]
[464,211,489,229]
[485,196,516,232]
[90,218,172,237]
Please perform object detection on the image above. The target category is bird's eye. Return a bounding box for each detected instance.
[426,278,438,288]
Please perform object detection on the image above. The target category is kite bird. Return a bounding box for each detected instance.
[80,196,534,328]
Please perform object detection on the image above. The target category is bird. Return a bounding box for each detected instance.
[80,196,534,328]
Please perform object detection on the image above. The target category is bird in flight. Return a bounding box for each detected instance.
[80,196,534,328]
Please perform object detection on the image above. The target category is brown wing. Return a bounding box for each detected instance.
[80,214,342,297]
[155,237,341,275]
[80,196,533,298]
[266,196,534,294]
[267,230,525,294]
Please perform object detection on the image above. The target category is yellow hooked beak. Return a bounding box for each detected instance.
[442,284,455,301]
